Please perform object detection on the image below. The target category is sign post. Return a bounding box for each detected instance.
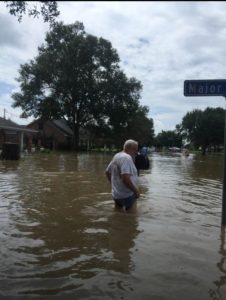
[184,79,226,226]
[222,98,226,226]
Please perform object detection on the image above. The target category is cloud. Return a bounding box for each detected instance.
[1,1,226,134]
[0,13,24,48]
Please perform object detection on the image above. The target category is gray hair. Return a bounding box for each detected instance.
[123,139,138,151]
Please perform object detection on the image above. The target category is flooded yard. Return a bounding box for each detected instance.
[0,152,225,299]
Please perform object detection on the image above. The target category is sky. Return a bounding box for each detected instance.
[1,1,226,134]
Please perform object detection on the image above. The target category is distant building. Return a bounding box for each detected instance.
[0,117,20,146]
[26,118,90,150]
[0,117,37,158]
[26,118,74,150]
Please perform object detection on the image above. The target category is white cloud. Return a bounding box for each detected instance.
[1,1,226,134]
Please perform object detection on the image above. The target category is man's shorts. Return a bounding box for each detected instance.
[114,194,137,210]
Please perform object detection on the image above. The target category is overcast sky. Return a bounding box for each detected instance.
[1,1,226,134]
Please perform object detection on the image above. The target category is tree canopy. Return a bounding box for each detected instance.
[154,130,182,149]
[124,106,154,147]
[4,1,59,26]
[181,107,225,154]
[12,21,153,149]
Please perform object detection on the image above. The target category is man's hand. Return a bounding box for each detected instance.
[122,174,139,198]
[134,190,140,199]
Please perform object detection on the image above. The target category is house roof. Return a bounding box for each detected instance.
[0,117,18,127]
[52,119,73,136]
[0,117,38,133]
[26,118,73,136]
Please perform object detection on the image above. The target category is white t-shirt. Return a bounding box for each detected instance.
[106,151,138,199]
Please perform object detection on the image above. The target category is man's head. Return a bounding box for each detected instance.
[123,139,138,157]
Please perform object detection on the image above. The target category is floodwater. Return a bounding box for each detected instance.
[0,151,225,300]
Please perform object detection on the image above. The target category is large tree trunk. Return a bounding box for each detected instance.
[72,123,79,150]
[201,145,206,155]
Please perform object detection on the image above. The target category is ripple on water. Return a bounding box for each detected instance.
[0,152,225,299]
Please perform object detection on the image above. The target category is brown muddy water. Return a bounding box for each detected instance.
[0,152,225,300]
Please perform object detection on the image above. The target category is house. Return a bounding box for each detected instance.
[26,118,74,150]
[26,118,93,150]
[0,117,38,159]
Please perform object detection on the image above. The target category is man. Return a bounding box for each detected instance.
[140,145,148,156]
[105,139,140,211]
[135,144,150,174]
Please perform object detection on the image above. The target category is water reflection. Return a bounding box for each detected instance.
[0,158,20,172]
[189,154,223,182]
[209,227,226,300]
[0,152,226,299]
[0,153,141,297]
[108,210,139,274]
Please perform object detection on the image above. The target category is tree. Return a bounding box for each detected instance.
[92,107,154,149]
[181,109,203,149]
[205,107,225,150]
[98,71,154,147]
[4,1,59,26]
[181,107,225,154]
[12,21,144,149]
[123,106,154,147]
[154,130,182,149]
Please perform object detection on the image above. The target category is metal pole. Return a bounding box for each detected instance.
[222,97,226,225]
[20,131,24,154]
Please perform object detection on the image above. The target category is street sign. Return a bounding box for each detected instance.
[183,78,226,225]
[184,79,226,96]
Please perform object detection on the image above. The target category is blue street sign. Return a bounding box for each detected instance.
[183,78,226,225]
[184,79,226,96]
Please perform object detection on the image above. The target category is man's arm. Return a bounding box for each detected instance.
[121,174,140,198]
